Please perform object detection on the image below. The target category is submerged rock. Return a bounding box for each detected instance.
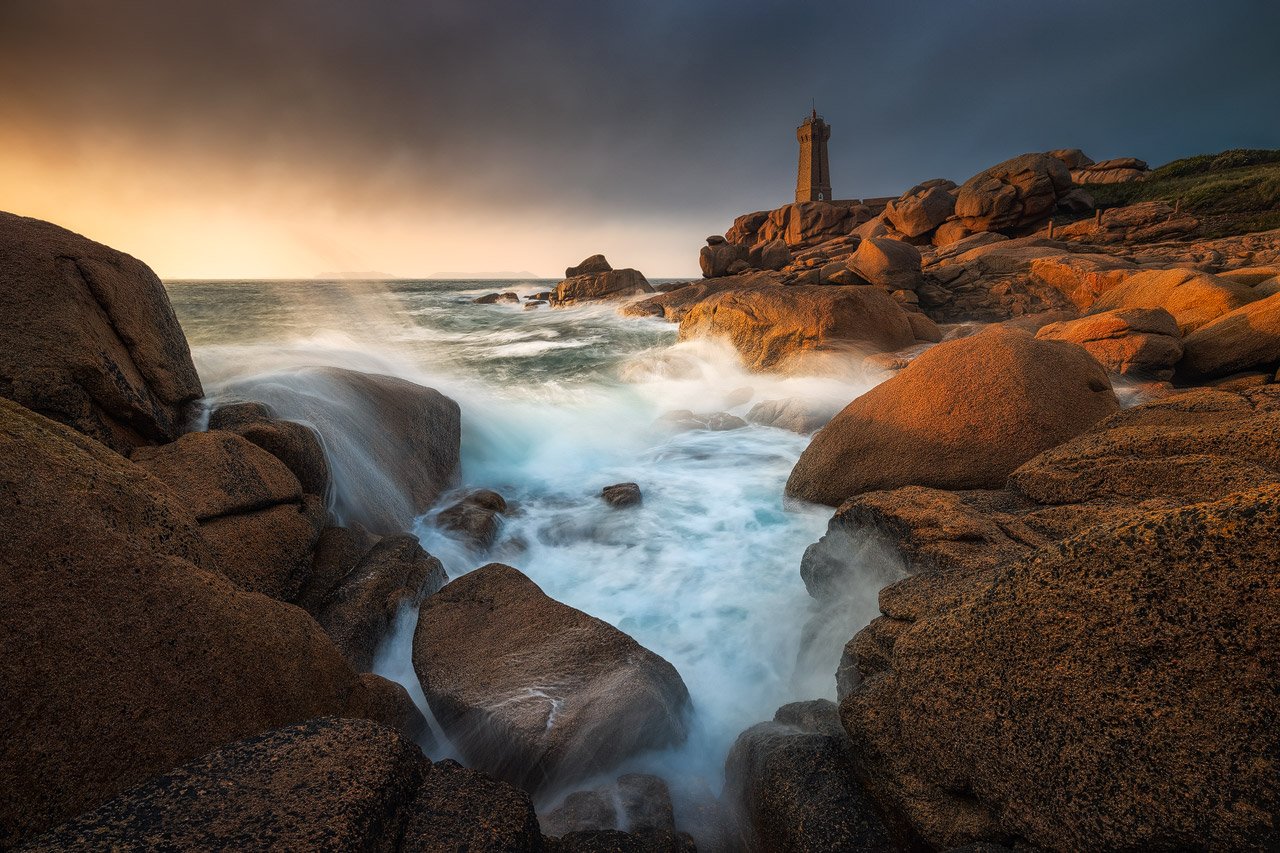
[601,482,642,508]
[436,488,509,550]
[746,398,838,434]
[0,399,409,847]
[412,563,691,792]
[786,326,1119,506]
[541,773,676,837]
[0,211,203,453]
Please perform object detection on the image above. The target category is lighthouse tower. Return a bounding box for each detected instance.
[795,108,833,203]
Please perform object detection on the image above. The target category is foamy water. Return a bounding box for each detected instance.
[170,278,885,815]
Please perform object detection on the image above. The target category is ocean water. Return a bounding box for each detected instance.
[168,278,884,813]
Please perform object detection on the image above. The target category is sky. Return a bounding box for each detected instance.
[1,0,1277,279]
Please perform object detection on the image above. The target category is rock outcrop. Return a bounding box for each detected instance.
[207,401,330,496]
[1180,291,1280,379]
[954,153,1074,233]
[677,285,930,372]
[786,327,1119,506]
[412,564,691,792]
[1087,268,1259,334]
[23,718,545,852]
[1071,155,1149,184]
[1035,307,1184,378]
[556,255,653,303]
[825,387,1280,849]
[0,399,409,847]
[312,534,448,671]
[0,211,203,453]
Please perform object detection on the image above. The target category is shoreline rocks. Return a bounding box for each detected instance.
[677,285,933,372]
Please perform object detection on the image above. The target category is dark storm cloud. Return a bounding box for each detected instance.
[2,0,1278,218]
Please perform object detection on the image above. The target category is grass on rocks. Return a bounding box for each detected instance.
[1085,148,1280,237]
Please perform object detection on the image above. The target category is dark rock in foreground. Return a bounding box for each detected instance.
[22,718,544,853]
[541,773,676,837]
[0,400,410,847]
[0,211,203,452]
[724,700,896,852]
[826,387,1280,849]
[412,563,691,792]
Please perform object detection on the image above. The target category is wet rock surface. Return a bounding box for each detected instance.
[412,563,691,792]
[724,700,897,852]
[601,482,643,508]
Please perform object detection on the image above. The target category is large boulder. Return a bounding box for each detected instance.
[954,153,1074,233]
[556,266,653,303]
[1035,307,1184,378]
[620,274,783,323]
[842,486,1280,850]
[1087,268,1259,334]
[216,367,461,534]
[0,211,202,453]
[23,718,544,852]
[724,700,896,852]
[786,327,1119,506]
[847,237,924,291]
[1047,148,1094,170]
[0,399,407,847]
[412,563,691,792]
[1180,291,1280,379]
[756,202,862,249]
[677,285,928,372]
[883,182,956,238]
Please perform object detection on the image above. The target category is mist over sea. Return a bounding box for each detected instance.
[168,277,888,811]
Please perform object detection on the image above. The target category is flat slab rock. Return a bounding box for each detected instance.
[412,563,691,792]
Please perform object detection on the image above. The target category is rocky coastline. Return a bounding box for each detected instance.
[2,147,1279,851]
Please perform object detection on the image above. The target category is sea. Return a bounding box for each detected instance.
[167,277,887,816]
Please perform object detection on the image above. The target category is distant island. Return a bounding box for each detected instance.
[422,270,544,280]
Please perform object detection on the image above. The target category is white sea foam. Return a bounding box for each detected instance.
[172,278,899,818]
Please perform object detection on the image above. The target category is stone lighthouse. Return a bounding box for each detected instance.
[795,108,833,203]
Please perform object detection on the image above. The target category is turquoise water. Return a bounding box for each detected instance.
[168,278,878,808]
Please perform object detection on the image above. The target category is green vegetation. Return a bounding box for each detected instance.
[1085,149,1280,238]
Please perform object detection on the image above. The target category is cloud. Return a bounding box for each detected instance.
[0,0,1276,276]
